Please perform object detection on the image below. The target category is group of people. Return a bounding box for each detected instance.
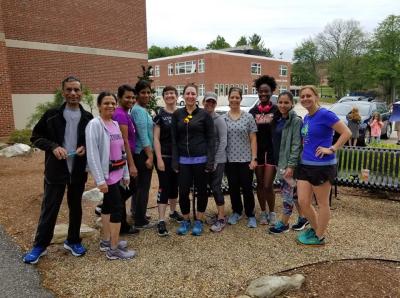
[23,74,352,263]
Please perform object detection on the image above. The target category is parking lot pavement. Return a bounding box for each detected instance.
[0,226,53,297]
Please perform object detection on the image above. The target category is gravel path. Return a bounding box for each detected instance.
[0,226,53,297]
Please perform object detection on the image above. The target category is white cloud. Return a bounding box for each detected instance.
[146,0,399,60]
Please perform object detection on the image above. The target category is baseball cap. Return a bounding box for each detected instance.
[204,91,218,102]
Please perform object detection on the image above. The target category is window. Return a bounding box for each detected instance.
[252,87,257,94]
[225,84,229,96]
[168,64,173,76]
[149,66,154,76]
[244,85,248,95]
[214,84,219,95]
[155,86,164,97]
[176,85,184,96]
[198,59,205,73]
[198,84,205,96]
[280,65,288,76]
[154,65,160,77]
[251,63,261,75]
[278,85,288,93]
[175,61,196,75]
[219,84,224,96]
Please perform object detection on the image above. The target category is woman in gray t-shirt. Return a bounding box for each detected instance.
[223,87,258,228]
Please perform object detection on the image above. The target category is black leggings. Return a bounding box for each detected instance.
[178,163,208,215]
[102,183,123,223]
[226,162,255,217]
[156,157,178,204]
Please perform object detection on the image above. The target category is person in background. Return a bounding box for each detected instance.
[296,85,351,246]
[202,92,228,233]
[86,91,136,260]
[130,80,155,229]
[23,76,93,264]
[224,87,258,228]
[249,75,279,226]
[268,91,306,234]
[395,121,400,145]
[153,86,184,237]
[171,83,215,236]
[112,84,139,235]
[346,106,361,147]
[369,112,383,144]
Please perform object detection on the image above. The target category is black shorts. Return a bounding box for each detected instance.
[295,164,337,186]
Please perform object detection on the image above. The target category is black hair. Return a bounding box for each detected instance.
[183,83,198,95]
[254,75,277,92]
[117,84,135,99]
[162,85,178,97]
[134,80,152,94]
[62,76,81,90]
[228,87,243,99]
[278,91,294,103]
[97,91,117,106]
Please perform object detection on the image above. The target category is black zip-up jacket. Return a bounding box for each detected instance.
[171,107,215,171]
[31,103,93,184]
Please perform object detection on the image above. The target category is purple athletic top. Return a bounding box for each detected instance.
[105,121,124,185]
[112,107,136,153]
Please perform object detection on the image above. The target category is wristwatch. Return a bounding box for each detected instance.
[329,146,336,153]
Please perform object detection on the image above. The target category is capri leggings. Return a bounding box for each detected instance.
[101,182,123,223]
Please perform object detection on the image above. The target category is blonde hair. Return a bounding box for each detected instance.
[348,106,361,122]
[299,85,320,107]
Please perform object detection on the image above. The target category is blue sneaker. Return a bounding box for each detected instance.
[227,213,242,225]
[247,216,257,228]
[176,220,191,235]
[269,221,289,234]
[291,217,309,231]
[297,233,325,246]
[191,220,204,236]
[63,240,87,257]
[297,228,316,243]
[23,246,47,264]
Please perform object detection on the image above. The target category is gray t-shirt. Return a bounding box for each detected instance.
[63,107,81,173]
[223,111,257,162]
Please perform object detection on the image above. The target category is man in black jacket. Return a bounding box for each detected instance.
[23,76,93,264]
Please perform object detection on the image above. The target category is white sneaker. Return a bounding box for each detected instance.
[106,248,136,260]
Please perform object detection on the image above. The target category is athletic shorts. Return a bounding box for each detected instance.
[295,164,337,186]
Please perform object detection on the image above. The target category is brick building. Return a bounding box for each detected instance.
[149,48,291,101]
[0,0,147,135]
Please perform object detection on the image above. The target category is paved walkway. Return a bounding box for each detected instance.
[0,226,53,297]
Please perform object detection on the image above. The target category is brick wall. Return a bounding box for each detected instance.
[0,0,15,136]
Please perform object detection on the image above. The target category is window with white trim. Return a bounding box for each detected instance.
[252,87,257,94]
[198,59,205,73]
[278,85,288,93]
[251,63,261,75]
[214,84,219,95]
[168,64,173,76]
[176,85,184,96]
[155,86,164,97]
[198,84,205,96]
[154,65,160,77]
[279,65,288,76]
[175,61,196,75]
[149,66,154,77]
[244,85,249,95]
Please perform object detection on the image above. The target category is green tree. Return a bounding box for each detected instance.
[235,36,248,46]
[206,35,231,49]
[367,15,400,103]
[291,39,320,86]
[148,45,198,59]
[247,33,273,57]
[82,86,95,113]
[316,19,366,97]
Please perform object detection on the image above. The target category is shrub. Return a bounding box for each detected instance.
[8,129,32,145]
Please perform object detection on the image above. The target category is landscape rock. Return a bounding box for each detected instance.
[51,223,97,244]
[82,188,103,202]
[95,217,102,229]
[0,143,31,157]
[246,274,305,298]
[0,142,8,150]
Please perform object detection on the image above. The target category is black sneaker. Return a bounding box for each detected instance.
[169,211,184,222]
[120,225,140,235]
[136,220,156,229]
[291,217,309,231]
[157,221,169,237]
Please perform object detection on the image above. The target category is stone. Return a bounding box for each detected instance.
[236,296,251,298]
[82,188,103,202]
[51,223,97,244]
[0,143,31,157]
[0,142,8,150]
[95,217,102,229]
[246,274,305,298]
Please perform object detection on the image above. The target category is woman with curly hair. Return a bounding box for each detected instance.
[249,75,279,226]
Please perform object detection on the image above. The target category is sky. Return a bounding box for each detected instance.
[146,0,399,60]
